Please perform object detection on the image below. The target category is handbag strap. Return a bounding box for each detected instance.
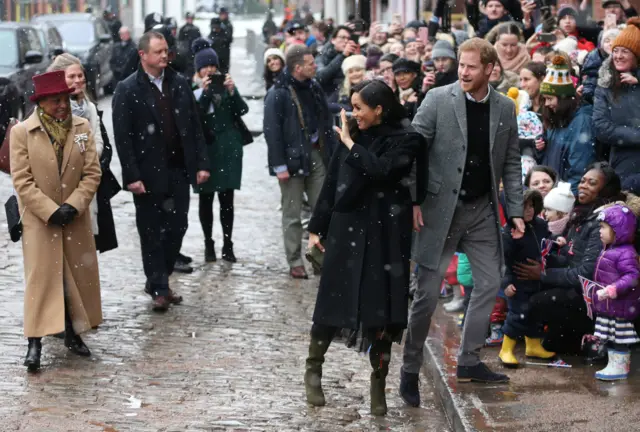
[288,85,310,144]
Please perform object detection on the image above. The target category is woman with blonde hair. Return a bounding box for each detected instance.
[48,53,119,253]
[336,54,366,111]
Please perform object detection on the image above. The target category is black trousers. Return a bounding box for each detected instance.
[529,287,594,354]
[133,168,190,297]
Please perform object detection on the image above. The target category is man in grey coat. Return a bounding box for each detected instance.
[400,38,524,405]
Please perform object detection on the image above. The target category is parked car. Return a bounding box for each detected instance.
[0,22,50,119]
[32,13,114,99]
[33,21,66,61]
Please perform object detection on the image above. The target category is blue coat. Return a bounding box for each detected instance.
[263,69,337,176]
[581,48,605,105]
[593,57,640,183]
[540,105,595,195]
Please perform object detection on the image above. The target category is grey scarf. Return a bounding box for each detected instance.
[71,97,89,119]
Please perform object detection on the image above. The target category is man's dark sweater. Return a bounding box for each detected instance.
[149,79,184,168]
[460,98,491,201]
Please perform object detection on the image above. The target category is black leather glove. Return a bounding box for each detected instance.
[48,204,78,227]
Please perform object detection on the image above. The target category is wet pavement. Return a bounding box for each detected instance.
[426,304,640,432]
[0,42,451,431]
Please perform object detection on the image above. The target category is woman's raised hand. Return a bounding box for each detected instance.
[334,109,355,149]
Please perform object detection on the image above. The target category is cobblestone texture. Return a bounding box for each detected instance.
[0,42,451,431]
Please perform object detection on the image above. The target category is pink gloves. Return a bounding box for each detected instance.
[596,285,618,301]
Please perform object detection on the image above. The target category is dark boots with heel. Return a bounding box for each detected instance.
[64,310,91,357]
[304,336,331,406]
[205,238,217,262]
[24,338,42,372]
[222,240,236,263]
[369,338,392,416]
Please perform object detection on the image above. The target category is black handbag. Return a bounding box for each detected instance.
[235,115,254,146]
[4,194,22,242]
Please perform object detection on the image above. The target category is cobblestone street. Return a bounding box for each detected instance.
[0,43,450,431]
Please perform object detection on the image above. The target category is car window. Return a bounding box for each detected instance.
[49,29,63,47]
[37,29,47,51]
[26,28,44,53]
[0,30,18,66]
[55,21,95,49]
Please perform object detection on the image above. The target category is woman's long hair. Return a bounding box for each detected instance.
[263,56,284,91]
[485,22,522,45]
[522,61,546,110]
[346,80,407,139]
[47,53,94,103]
[607,55,640,101]
[541,95,579,129]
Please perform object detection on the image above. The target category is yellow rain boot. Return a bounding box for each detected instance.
[499,335,519,367]
[525,337,556,359]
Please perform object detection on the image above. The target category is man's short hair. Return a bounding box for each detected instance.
[138,31,165,53]
[331,25,352,40]
[285,45,311,70]
[457,37,498,66]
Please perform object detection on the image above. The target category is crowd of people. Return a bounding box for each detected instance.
[5,0,640,421]
[259,0,640,418]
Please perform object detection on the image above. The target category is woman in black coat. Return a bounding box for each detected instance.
[95,110,120,253]
[304,80,424,416]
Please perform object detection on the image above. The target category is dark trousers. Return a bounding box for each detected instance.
[133,168,190,297]
[529,287,594,354]
[502,293,544,339]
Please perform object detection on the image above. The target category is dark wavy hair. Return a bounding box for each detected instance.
[346,80,408,138]
[524,165,558,188]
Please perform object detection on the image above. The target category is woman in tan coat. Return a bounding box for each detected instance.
[10,70,102,372]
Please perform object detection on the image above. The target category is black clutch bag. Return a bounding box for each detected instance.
[4,194,22,243]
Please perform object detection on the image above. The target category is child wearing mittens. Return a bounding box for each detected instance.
[499,189,556,367]
[592,204,640,381]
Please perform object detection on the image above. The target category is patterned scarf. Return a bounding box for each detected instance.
[38,107,72,172]
[71,97,89,119]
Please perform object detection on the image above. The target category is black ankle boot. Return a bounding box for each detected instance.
[205,238,216,262]
[64,313,91,357]
[24,338,42,372]
[222,241,236,263]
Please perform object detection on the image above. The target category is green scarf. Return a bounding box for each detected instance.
[38,107,72,171]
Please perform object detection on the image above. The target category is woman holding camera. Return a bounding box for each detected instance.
[303,80,424,416]
[191,39,248,263]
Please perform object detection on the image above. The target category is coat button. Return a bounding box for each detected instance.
[453,189,458,194]
[353,153,359,158]
[462,146,466,150]
[457,168,462,173]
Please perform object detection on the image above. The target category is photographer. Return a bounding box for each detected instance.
[316,26,359,101]
[191,38,249,263]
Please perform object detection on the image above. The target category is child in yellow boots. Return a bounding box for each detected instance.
[499,189,556,367]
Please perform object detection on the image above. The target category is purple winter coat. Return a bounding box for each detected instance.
[593,205,640,320]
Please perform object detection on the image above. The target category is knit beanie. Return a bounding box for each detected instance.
[540,55,575,98]
[612,17,640,58]
[392,58,421,75]
[544,182,575,214]
[557,5,578,21]
[379,53,399,65]
[483,0,507,8]
[432,39,456,60]
[192,38,219,71]
[366,52,383,70]
[264,47,285,65]
[600,28,621,48]
[342,54,367,74]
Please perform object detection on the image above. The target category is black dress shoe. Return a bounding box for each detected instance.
[24,338,42,372]
[65,334,91,357]
[173,260,194,274]
[222,241,236,263]
[176,253,193,264]
[457,362,510,383]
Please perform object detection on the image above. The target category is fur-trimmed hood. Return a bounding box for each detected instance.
[597,56,614,88]
[593,191,640,217]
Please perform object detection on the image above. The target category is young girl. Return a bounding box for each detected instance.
[543,181,574,236]
[499,189,556,366]
[592,204,640,380]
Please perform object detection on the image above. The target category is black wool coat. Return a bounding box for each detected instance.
[111,66,209,193]
[308,122,425,330]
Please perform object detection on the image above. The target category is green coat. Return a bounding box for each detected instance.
[193,86,248,193]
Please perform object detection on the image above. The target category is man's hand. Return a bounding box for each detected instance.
[513,258,543,281]
[343,41,358,56]
[276,171,290,182]
[308,233,325,252]
[512,218,525,234]
[505,284,517,297]
[127,181,146,195]
[196,170,210,184]
[413,205,424,232]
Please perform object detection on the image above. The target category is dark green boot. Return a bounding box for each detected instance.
[304,336,331,406]
[370,339,392,416]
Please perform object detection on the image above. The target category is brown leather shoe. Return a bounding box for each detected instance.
[152,296,170,312]
[290,266,309,279]
[167,288,183,305]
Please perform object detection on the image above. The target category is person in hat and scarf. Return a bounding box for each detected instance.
[10,70,102,372]
[392,58,424,120]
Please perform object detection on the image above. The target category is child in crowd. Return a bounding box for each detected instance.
[499,190,556,366]
[591,204,640,380]
[543,181,574,236]
[445,253,466,313]
[455,253,473,326]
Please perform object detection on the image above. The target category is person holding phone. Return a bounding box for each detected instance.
[190,38,249,263]
[316,26,359,101]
